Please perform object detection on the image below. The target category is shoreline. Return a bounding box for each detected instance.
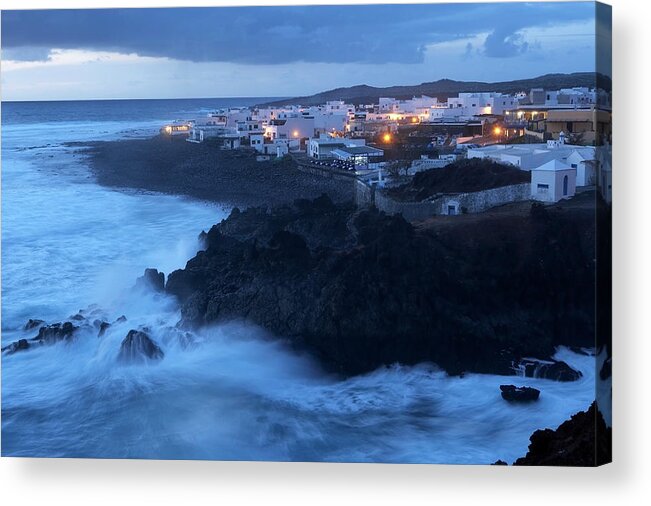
[70,135,355,209]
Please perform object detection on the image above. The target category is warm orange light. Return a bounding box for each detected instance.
[383,133,392,143]
[293,130,300,137]
[411,117,419,123]
[493,126,502,136]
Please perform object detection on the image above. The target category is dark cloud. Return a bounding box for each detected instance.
[484,27,529,57]
[1,4,595,65]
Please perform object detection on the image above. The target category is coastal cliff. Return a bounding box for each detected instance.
[166,193,597,377]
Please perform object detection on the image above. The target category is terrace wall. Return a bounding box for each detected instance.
[366,183,531,221]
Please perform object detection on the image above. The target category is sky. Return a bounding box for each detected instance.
[1,2,607,101]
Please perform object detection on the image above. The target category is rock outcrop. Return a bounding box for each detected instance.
[500,385,540,402]
[165,194,597,377]
[516,358,582,382]
[2,321,81,356]
[117,330,164,363]
[135,268,165,292]
[514,402,612,466]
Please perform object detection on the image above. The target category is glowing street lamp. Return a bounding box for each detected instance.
[493,126,502,136]
[382,133,392,143]
[293,130,300,138]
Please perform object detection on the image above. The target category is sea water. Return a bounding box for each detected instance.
[2,99,599,463]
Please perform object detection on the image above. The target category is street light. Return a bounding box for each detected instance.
[383,133,392,143]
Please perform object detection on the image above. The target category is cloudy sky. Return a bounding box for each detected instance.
[1,2,604,101]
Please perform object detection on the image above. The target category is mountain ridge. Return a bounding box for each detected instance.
[260,72,611,107]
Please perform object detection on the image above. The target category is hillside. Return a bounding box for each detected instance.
[260,72,611,107]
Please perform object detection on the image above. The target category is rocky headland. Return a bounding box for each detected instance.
[164,192,597,378]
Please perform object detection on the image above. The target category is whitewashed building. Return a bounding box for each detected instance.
[264,117,315,141]
[308,136,366,159]
[467,133,596,186]
[531,160,577,202]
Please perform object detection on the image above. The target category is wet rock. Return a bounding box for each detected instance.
[69,313,86,321]
[97,321,111,338]
[500,385,540,403]
[518,359,582,382]
[34,321,79,345]
[23,319,45,331]
[115,315,127,323]
[165,195,597,377]
[1,338,31,355]
[514,402,612,466]
[492,460,508,466]
[135,268,165,292]
[117,330,164,363]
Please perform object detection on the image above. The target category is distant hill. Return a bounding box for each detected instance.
[260,72,611,107]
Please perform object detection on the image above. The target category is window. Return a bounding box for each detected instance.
[563,175,569,196]
[537,183,549,194]
[571,163,578,169]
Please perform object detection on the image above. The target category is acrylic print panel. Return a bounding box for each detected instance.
[0,1,612,465]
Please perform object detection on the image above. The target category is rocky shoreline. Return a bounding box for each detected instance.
[163,193,596,378]
[73,135,355,208]
[4,137,609,464]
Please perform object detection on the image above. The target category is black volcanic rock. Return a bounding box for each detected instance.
[518,359,582,382]
[34,321,79,345]
[165,194,597,377]
[500,385,540,402]
[1,338,31,355]
[514,402,612,466]
[117,330,164,363]
[23,318,45,330]
[135,268,165,292]
[2,321,80,356]
[97,321,111,338]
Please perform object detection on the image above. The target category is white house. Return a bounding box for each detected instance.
[566,149,597,186]
[467,133,596,183]
[409,155,454,174]
[531,159,577,203]
[264,117,315,141]
[308,136,366,159]
[331,145,384,168]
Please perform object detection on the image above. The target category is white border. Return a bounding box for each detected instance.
[1,1,649,505]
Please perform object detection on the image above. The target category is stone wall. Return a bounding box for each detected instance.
[355,179,376,208]
[368,183,531,221]
[442,183,531,214]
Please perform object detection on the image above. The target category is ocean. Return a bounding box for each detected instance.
[1,98,598,462]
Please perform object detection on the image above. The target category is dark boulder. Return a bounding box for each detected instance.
[23,319,45,330]
[518,359,582,382]
[117,330,164,363]
[1,338,31,355]
[97,321,111,338]
[492,460,508,465]
[514,402,612,466]
[115,315,127,323]
[34,321,79,345]
[500,385,540,402]
[3,321,79,356]
[135,268,165,292]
